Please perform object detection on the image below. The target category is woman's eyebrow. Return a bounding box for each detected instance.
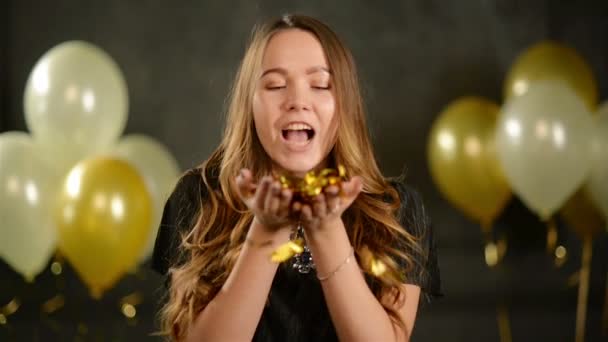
[260,66,331,77]
[261,67,287,77]
[305,66,331,75]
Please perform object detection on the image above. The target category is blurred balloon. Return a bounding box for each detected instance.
[496,81,593,220]
[24,40,128,175]
[109,134,180,261]
[560,187,605,239]
[586,102,608,222]
[504,40,597,111]
[0,131,59,281]
[55,157,152,298]
[428,97,511,229]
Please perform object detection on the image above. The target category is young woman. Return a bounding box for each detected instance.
[152,14,441,342]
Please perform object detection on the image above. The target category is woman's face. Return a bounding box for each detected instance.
[253,28,337,178]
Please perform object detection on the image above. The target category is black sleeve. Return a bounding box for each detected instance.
[390,179,443,301]
[151,168,205,277]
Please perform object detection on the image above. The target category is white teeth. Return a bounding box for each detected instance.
[284,123,312,131]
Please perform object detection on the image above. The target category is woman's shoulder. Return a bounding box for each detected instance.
[151,167,208,276]
[174,167,205,196]
[168,168,209,223]
[385,176,430,234]
[384,175,443,299]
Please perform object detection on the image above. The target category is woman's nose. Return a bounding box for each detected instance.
[284,84,310,112]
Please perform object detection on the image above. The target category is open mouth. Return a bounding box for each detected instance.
[281,128,315,141]
[281,123,315,144]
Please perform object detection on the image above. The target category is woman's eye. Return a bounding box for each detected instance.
[312,85,330,90]
[266,85,286,90]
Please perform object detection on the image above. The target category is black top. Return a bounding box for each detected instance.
[152,168,441,341]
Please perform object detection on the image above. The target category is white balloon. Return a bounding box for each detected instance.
[24,40,128,175]
[585,102,608,222]
[495,81,593,219]
[0,132,60,281]
[110,134,180,261]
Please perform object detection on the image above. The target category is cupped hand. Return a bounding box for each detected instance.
[235,169,294,232]
[292,176,363,230]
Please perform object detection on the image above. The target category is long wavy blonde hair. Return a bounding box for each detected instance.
[160,14,420,340]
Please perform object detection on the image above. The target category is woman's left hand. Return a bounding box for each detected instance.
[292,176,363,230]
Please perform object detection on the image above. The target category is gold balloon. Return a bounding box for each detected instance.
[560,187,605,239]
[55,157,152,298]
[110,134,181,262]
[504,40,598,111]
[428,97,511,229]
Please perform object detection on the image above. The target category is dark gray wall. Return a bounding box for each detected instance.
[1,1,607,341]
[0,0,8,132]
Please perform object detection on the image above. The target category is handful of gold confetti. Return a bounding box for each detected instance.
[270,166,347,264]
[269,166,387,278]
[278,165,347,204]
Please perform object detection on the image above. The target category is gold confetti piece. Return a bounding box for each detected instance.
[271,239,304,263]
[484,242,499,267]
[358,246,388,278]
[271,245,295,263]
[370,257,387,277]
[1,298,20,316]
[121,303,136,318]
[338,165,346,178]
[290,239,304,254]
[41,295,65,314]
[0,314,6,325]
[319,169,333,178]
[50,261,63,275]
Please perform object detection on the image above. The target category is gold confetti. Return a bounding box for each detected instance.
[0,314,6,325]
[269,166,348,264]
[121,303,136,318]
[359,246,388,278]
[277,165,348,204]
[1,298,20,316]
[370,257,387,277]
[50,261,63,275]
[484,242,499,267]
[271,239,304,263]
[41,295,65,314]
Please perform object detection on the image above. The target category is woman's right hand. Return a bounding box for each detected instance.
[235,169,294,232]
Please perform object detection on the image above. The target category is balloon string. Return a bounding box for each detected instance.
[575,236,592,342]
[603,218,608,336]
[546,217,558,254]
[482,220,511,342]
[481,221,492,235]
[603,268,608,336]
[0,297,20,325]
[497,302,512,342]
